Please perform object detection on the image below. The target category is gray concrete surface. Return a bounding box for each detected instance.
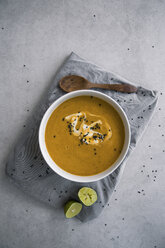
[0,0,165,247]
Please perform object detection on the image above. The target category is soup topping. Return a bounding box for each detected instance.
[65,111,112,145]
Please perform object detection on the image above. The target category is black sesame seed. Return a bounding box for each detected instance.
[94,152,97,155]
[53,135,56,138]
[65,190,68,193]
[138,191,141,194]
[90,96,93,98]
[72,229,74,231]
[38,175,42,177]
[62,118,64,121]
[105,224,107,226]
[93,14,96,17]
[94,148,96,151]
[27,80,29,83]
[99,104,101,106]
[48,199,50,202]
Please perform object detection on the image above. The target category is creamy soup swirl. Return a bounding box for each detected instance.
[65,112,112,145]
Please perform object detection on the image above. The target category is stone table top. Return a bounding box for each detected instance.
[0,0,165,247]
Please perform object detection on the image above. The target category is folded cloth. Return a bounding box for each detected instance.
[6,52,158,222]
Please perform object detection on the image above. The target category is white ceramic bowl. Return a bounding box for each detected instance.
[39,90,130,183]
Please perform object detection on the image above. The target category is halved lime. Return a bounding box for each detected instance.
[78,187,97,206]
[64,200,82,218]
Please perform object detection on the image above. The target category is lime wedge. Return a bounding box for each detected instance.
[78,187,97,206]
[64,200,82,218]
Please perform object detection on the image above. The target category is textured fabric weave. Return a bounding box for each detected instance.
[6,52,158,222]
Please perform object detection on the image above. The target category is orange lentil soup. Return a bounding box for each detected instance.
[45,96,125,176]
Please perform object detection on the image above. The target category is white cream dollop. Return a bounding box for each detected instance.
[65,112,112,145]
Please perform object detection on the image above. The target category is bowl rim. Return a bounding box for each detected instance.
[39,90,131,183]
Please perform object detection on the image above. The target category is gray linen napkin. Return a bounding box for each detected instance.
[6,52,158,222]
